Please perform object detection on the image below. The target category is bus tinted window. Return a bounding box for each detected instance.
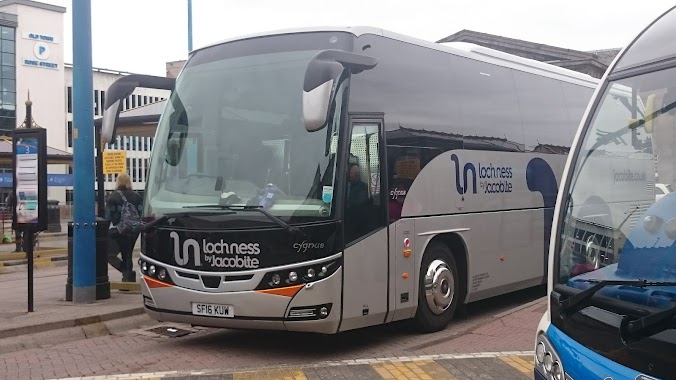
[513,70,570,152]
[562,83,595,135]
[451,59,525,152]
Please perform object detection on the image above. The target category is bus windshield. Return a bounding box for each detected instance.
[144,43,347,223]
[556,65,676,307]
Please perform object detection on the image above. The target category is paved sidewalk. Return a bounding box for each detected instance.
[0,294,546,380]
[0,250,147,353]
[44,352,534,379]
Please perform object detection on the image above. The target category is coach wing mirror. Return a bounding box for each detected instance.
[102,74,175,143]
[303,50,378,132]
[165,133,183,166]
[644,94,656,134]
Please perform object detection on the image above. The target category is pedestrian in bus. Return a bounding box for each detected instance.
[345,163,371,241]
[105,172,143,282]
[346,163,369,208]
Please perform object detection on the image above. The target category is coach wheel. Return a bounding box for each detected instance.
[413,242,460,333]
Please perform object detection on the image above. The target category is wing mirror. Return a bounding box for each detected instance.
[303,50,379,132]
[644,94,656,134]
[101,74,175,143]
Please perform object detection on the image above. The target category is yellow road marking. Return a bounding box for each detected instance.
[500,355,533,375]
[111,281,141,291]
[372,359,456,380]
[34,257,55,269]
[0,248,66,261]
[233,367,307,380]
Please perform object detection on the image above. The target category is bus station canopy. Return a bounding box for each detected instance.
[94,100,165,138]
[0,136,72,165]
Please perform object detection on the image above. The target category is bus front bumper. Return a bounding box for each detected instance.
[140,267,343,334]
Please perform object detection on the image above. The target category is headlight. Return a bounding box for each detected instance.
[535,342,546,364]
[256,259,341,290]
[551,361,564,380]
[138,259,174,285]
[535,333,566,380]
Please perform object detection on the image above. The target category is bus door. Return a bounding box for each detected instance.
[339,116,389,331]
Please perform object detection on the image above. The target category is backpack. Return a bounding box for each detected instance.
[115,190,144,235]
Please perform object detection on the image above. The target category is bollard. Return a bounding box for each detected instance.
[47,200,62,233]
[66,217,111,301]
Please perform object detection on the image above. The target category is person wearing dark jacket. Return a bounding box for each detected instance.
[105,173,143,282]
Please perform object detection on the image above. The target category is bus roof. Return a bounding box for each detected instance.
[609,5,676,75]
[194,25,599,88]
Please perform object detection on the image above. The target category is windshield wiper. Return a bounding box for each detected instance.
[558,279,676,316]
[183,205,306,237]
[141,210,236,232]
[622,302,676,343]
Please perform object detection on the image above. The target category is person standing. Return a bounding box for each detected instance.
[105,173,143,282]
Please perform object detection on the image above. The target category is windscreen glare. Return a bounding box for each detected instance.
[556,66,676,309]
[144,34,352,224]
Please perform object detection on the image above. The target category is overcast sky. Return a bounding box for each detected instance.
[41,0,676,76]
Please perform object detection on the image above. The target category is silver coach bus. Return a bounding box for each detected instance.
[102,26,599,334]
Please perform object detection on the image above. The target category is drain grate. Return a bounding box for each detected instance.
[147,326,193,338]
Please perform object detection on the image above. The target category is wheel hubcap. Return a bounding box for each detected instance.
[424,259,455,315]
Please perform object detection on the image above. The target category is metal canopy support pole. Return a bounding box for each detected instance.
[95,127,105,217]
[187,0,193,53]
[72,0,96,303]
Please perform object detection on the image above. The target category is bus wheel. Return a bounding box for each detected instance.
[413,242,460,333]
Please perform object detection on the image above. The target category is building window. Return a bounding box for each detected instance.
[67,121,73,147]
[94,89,99,115]
[0,25,15,135]
[101,91,105,114]
[67,86,72,113]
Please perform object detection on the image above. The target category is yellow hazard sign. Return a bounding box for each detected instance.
[102,150,127,174]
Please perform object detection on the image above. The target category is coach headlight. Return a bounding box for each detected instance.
[535,333,566,380]
[256,258,342,290]
[535,342,546,363]
[139,259,174,285]
[288,271,298,283]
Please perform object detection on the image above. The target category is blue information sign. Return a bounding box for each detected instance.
[0,173,73,187]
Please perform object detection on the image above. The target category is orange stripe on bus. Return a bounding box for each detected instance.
[144,275,173,288]
[255,284,303,297]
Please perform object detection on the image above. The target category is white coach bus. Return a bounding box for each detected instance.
[102,26,600,334]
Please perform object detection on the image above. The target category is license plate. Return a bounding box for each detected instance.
[191,303,234,318]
